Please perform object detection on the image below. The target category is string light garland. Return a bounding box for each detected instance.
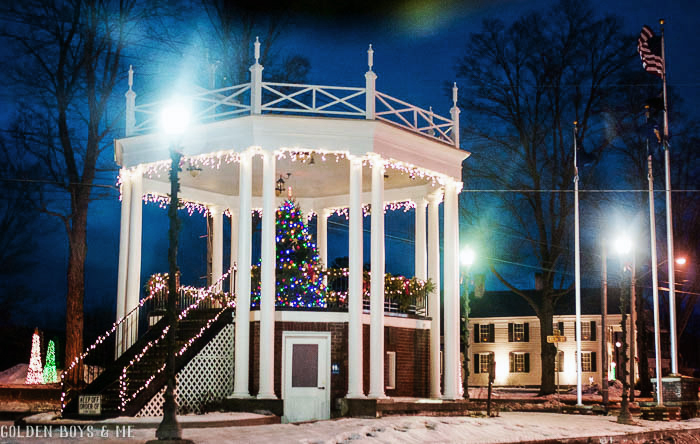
[42,340,58,384]
[25,329,43,385]
[60,267,234,412]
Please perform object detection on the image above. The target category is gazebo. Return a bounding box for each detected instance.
[64,40,468,423]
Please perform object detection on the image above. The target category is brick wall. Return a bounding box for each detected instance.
[249,321,429,408]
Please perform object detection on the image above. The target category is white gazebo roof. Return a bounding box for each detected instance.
[114,44,469,211]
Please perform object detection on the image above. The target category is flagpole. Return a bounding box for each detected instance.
[573,121,583,407]
[660,18,678,376]
[646,105,664,406]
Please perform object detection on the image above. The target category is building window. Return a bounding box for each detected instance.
[555,351,564,372]
[556,321,565,336]
[479,353,491,374]
[509,322,529,342]
[509,352,530,373]
[581,322,591,341]
[577,321,596,341]
[385,351,396,390]
[577,351,597,372]
[474,323,495,343]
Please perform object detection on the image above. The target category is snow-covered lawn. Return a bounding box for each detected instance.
[5,412,700,443]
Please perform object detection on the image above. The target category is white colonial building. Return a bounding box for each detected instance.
[468,289,633,388]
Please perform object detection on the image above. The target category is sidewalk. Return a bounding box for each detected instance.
[5,412,700,443]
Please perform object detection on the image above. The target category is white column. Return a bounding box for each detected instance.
[125,168,143,349]
[427,191,442,399]
[230,209,239,291]
[115,170,132,356]
[233,152,253,398]
[443,181,461,399]
[210,205,223,284]
[415,198,427,280]
[347,157,365,398]
[317,209,330,268]
[369,157,386,398]
[258,151,277,399]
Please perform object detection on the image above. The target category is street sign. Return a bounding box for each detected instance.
[547,335,567,343]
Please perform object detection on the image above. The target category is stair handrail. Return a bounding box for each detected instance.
[59,287,163,411]
[118,267,236,412]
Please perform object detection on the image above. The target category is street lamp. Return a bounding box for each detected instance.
[460,245,476,400]
[153,100,192,443]
[613,233,635,425]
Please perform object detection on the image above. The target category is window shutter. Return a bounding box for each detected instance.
[474,324,480,343]
[524,353,530,373]
[509,352,514,373]
[508,323,514,342]
[488,324,495,343]
[591,352,597,372]
[590,321,596,341]
[524,323,530,342]
[558,321,564,336]
[474,354,480,374]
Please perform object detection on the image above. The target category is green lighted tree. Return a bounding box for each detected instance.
[42,339,58,384]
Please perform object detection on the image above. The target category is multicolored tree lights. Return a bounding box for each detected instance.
[253,199,327,308]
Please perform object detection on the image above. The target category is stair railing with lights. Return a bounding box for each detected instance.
[117,269,235,414]
[60,266,236,415]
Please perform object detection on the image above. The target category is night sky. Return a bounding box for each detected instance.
[1,0,698,364]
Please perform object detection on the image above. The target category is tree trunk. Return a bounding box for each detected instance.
[65,198,88,382]
[538,299,556,395]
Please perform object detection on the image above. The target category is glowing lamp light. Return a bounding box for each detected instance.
[613,235,633,256]
[461,246,476,267]
[160,99,191,136]
[675,257,687,266]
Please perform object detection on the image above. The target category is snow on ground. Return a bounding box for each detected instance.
[0,364,29,385]
[4,413,700,443]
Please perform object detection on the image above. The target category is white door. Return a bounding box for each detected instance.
[282,332,330,423]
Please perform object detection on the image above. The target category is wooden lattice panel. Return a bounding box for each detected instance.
[137,323,234,416]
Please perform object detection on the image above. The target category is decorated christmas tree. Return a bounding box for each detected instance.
[42,339,58,384]
[25,329,43,384]
[253,199,327,308]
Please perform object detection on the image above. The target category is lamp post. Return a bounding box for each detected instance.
[614,235,635,425]
[460,246,475,399]
[154,101,193,443]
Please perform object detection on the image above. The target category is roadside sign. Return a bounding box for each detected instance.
[547,335,567,343]
[78,395,102,415]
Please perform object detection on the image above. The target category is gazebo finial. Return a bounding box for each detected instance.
[367,44,374,71]
[128,65,134,90]
[254,36,261,64]
[452,82,458,107]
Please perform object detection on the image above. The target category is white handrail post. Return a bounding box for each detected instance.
[125,65,136,136]
[365,44,376,120]
[450,82,460,148]
[250,37,264,115]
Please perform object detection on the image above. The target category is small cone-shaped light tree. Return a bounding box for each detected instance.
[43,340,58,384]
[25,328,43,384]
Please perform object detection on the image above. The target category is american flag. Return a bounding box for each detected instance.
[638,25,664,77]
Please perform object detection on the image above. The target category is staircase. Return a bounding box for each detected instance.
[60,269,235,419]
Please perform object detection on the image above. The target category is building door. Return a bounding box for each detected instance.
[282,332,330,423]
